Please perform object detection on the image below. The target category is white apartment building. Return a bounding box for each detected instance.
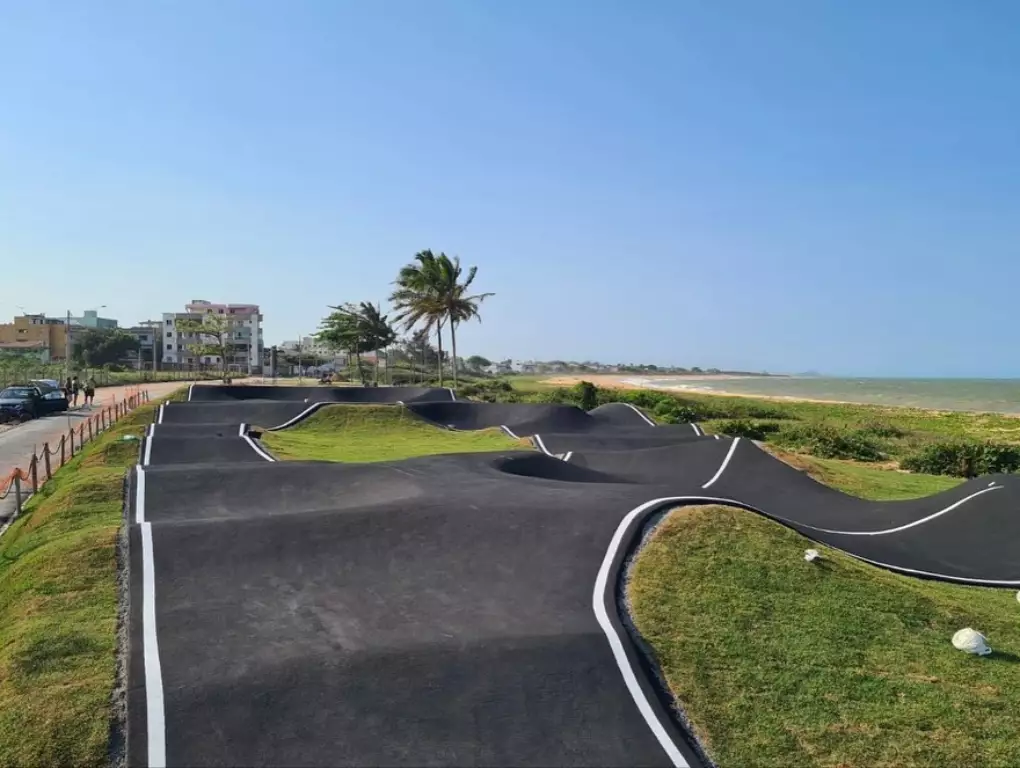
[162,299,264,373]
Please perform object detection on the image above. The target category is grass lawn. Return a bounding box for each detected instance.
[629,505,1020,767]
[768,449,962,500]
[0,394,171,767]
[260,404,528,462]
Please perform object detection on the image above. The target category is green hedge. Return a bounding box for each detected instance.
[901,441,1020,478]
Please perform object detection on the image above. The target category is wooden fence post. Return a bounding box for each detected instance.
[43,443,52,481]
[78,424,84,447]
[30,455,38,493]
[60,434,66,467]
[13,474,22,517]
[88,418,93,442]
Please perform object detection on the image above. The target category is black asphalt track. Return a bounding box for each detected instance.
[188,384,454,403]
[128,392,1020,768]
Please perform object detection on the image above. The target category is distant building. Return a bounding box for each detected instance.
[0,314,72,360]
[161,300,264,373]
[67,310,118,330]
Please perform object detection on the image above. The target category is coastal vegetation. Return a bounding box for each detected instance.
[465,378,1020,479]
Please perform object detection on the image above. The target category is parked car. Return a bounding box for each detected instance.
[30,379,70,413]
[0,385,45,422]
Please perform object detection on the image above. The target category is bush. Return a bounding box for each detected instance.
[858,421,907,439]
[573,381,598,411]
[901,441,1020,478]
[651,400,698,424]
[776,424,886,462]
[714,419,782,441]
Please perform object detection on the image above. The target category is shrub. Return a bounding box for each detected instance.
[573,381,598,411]
[714,419,782,441]
[858,421,907,439]
[901,441,1020,478]
[776,424,886,462]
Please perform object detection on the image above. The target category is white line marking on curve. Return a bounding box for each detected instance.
[447,388,457,401]
[142,432,153,467]
[240,423,277,462]
[689,423,700,436]
[268,402,328,431]
[187,383,194,402]
[500,425,520,439]
[563,451,573,463]
[140,521,167,767]
[157,404,165,425]
[701,437,740,489]
[805,485,1003,537]
[713,434,720,440]
[594,498,692,768]
[533,434,552,455]
[620,402,657,427]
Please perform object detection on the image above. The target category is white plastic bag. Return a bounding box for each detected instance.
[804,548,820,563]
[952,627,992,656]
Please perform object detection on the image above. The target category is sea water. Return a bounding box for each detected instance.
[626,377,1020,414]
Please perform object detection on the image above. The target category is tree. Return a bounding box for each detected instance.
[466,355,492,372]
[390,250,448,384]
[72,328,140,368]
[176,314,235,378]
[316,302,397,384]
[390,249,495,387]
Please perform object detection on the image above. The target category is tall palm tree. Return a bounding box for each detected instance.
[433,255,494,386]
[356,301,397,384]
[390,250,448,384]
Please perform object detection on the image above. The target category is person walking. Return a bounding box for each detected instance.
[64,377,73,403]
[85,377,96,406]
[71,376,80,408]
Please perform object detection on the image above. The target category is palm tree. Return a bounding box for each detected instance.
[356,301,397,384]
[390,250,448,384]
[434,255,494,386]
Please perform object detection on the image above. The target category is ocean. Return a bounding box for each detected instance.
[627,376,1020,414]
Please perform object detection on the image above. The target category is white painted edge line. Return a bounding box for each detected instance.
[500,425,520,439]
[187,383,195,402]
[804,485,1003,537]
[690,423,702,436]
[268,401,328,431]
[621,402,657,427]
[135,465,146,524]
[157,404,165,425]
[140,521,167,767]
[447,388,457,401]
[142,430,153,467]
[239,423,277,462]
[563,451,573,463]
[713,434,720,440]
[533,434,553,455]
[595,490,1020,768]
[594,497,692,768]
[701,437,740,489]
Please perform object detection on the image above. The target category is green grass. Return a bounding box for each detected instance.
[629,505,1020,768]
[0,393,175,767]
[260,404,528,462]
[769,450,963,500]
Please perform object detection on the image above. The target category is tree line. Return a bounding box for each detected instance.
[315,249,494,386]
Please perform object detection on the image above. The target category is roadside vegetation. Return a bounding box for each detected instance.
[260,404,526,462]
[459,378,1020,480]
[0,393,171,767]
[629,505,1020,767]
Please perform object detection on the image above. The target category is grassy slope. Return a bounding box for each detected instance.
[0,396,168,767]
[629,505,1020,768]
[261,404,527,462]
[768,449,961,500]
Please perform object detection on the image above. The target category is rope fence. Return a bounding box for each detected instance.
[0,389,151,520]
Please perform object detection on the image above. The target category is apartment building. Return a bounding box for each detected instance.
[161,300,264,373]
[0,314,71,361]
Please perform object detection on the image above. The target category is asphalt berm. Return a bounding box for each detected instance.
[127,385,1020,767]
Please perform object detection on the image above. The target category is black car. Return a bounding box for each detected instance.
[30,380,70,413]
[0,385,45,422]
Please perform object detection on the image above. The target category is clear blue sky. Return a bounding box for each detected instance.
[3,0,1019,377]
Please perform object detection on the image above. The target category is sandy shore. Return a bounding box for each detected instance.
[537,374,892,409]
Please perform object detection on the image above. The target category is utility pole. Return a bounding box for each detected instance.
[64,309,71,383]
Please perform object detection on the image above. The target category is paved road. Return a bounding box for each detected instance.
[0,381,192,525]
